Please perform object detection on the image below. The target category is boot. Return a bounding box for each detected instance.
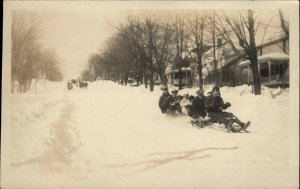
[243,121,251,130]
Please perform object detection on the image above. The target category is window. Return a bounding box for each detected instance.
[185,71,191,77]
[270,61,289,76]
[174,72,180,79]
[260,62,269,77]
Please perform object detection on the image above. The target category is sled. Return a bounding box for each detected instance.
[226,119,251,133]
[191,118,251,133]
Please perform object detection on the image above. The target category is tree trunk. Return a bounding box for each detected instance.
[178,67,182,90]
[144,74,148,89]
[149,73,154,91]
[149,60,154,91]
[11,80,14,93]
[248,10,261,95]
[198,59,203,90]
[214,60,218,86]
[140,73,143,85]
[27,79,32,92]
[250,56,261,95]
[212,11,218,86]
[160,72,167,86]
[279,10,289,39]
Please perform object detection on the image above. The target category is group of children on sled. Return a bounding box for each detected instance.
[158,85,250,132]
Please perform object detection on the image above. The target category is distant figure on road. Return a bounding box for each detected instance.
[124,75,128,86]
[79,80,88,88]
[67,81,73,90]
[136,74,140,86]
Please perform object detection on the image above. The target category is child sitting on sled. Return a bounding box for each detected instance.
[205,86,251,131]
[185,89,207,127]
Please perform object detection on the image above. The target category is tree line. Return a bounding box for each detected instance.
[84,10,288,95]
[11,10,63,93]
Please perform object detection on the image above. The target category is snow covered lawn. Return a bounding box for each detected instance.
[2,80,298,189]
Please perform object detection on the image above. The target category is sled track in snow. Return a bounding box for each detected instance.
[12,98,65,122]
[11,96,81,175]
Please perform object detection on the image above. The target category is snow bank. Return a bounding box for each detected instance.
[12,79,66,94]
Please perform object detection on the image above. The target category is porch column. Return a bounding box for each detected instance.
[257,63,260,84]
[268,60,271,84]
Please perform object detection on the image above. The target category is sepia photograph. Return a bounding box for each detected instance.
[2,1,299,189]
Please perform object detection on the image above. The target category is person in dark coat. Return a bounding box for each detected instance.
[169,89,182,115]
[189,89,207,127]
[192,89,207,119]
[185,95,194,117]
[205,86,250,130]
[158,86,172,114]
[158,87,182,115]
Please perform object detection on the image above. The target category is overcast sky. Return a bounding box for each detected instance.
[38,9,126,80]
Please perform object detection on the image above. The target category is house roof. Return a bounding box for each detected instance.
[238,52,289,66]
[204,33,288,66]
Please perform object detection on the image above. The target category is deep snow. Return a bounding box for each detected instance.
[2,80,298,189]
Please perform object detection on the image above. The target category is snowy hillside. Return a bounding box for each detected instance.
[3,80,298,189]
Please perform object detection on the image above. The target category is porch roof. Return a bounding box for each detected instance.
[172,67,191,72]
[238,52,289,66]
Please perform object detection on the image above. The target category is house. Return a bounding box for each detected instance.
[238,52,289,87]
[237,36,289,87]
[152,71,162,85]
[167,67,193,88]
[203,35,289,87]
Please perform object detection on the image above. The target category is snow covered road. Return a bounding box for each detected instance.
[3,81,298,189]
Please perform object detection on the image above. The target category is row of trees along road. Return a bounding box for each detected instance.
[85,9,288,95]
[11,11,63,93]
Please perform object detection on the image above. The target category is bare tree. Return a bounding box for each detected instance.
[40,49,62,82]
[91,12,175,90]
[279,9,289,39]
[143,17,157,91]
[117,18,150,88]
[11,11,40,92]
[172,13,190,90]
[152,20,173,86]
[209,10,219,86]
[188,10,208,89]
[11,11,63,93]
[216,10,262,95]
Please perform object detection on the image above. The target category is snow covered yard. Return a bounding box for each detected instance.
[3,80,297,189]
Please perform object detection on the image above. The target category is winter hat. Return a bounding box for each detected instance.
[188,95,195,102]
[160,85,168,91]
[196,89,205,95]
[208,85,221,95]
[171,89,179,94]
